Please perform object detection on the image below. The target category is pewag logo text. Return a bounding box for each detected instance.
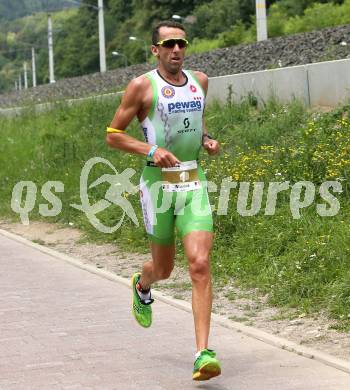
[168,99,202,114]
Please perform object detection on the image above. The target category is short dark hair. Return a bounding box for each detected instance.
[152,20,186,45]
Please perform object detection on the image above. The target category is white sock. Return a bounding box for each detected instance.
[195,350,203,359]
[136,281,151,301]
[137,288,151,301]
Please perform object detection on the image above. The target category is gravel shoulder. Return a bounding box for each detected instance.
[1,219,349,361]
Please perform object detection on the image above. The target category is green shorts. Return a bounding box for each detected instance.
[139,164,213,245]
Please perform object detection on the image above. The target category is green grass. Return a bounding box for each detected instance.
[0,96,350,330]
[32,238,45,245]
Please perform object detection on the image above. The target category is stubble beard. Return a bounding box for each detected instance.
[165,61,183,75]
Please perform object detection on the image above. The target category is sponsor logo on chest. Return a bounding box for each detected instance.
[168,99,202,114]
[161,85,175,98]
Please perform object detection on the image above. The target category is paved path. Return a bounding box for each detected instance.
[1,232,350,390]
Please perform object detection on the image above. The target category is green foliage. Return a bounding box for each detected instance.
[219,20,254,46]
[284,0,350,34]
[0,0,80,21]
[199,0,350,55]
[188,0,240,39]
[0,8,79,88]
[273,0,345,18]
[186,37,222,55]
[266,4,288,38]
[54,8,100,79]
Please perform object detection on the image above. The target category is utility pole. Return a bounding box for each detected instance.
[48,14,55,83]
[98,0,106,73]
[23,62,28,89]
[256,0,268,42]
[32,47,37,87]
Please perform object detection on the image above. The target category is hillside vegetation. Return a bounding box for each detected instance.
[0,0,349,92]
[0,97,349,329]
[0,0,79,21]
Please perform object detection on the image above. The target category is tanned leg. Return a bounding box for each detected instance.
[183,231,213,351]
[138,242,175,290]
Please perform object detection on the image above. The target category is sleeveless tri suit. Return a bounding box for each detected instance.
[139,69,213,244]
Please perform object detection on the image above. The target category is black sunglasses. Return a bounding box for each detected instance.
[156,38,189,49]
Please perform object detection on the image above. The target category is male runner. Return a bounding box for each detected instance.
[106,20,221,381]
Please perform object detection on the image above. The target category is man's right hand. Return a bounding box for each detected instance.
[153,147,180,168]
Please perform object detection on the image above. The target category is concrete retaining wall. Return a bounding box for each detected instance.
[207,58,350,107]
[207,65,309,105]
[308,59,350,107]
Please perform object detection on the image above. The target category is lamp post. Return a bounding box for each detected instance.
[8,46,38,90]
[129,36,148,62]
[31,47,37,87]
[48,13,55,83]
[256,0,268,41]
[112,51,128,67]
[98,0,106,72]
[23,62,28,89]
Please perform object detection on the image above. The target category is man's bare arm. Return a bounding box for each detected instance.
[106,77,151,156]
[106,77,180,167]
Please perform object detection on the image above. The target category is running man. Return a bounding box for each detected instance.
[106,20,221,381]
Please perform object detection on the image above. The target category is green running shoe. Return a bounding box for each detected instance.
[131,272,154,328]
[192,349,221,381]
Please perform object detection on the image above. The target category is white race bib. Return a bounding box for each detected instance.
[161,161,202,192]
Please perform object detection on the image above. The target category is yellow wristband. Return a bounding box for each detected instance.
[106,127,126,133]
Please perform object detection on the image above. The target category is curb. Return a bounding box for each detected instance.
[1,227,350,375]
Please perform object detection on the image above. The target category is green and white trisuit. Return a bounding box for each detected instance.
[139,69,213,245]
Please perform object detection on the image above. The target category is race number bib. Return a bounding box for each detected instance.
[161,160,202,192]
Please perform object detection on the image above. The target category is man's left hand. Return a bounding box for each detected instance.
[203,138,220,155]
